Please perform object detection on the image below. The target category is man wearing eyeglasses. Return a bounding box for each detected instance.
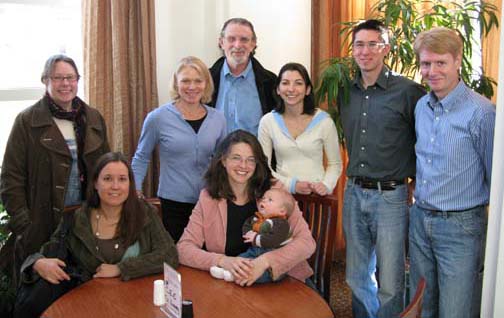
[338,20,425,318]
[208,18,276,136]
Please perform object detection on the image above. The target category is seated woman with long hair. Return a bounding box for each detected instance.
[177,130,315,286]
[14,152,178,318]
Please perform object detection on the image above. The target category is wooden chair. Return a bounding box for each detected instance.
[293,193,338,303]
[145,197,162,219]
[400,277,426,318]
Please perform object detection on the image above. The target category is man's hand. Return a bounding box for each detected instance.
[407,179,415,206]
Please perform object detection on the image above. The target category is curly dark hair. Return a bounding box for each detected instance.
[205,130,272,202]
[86,152,146,247]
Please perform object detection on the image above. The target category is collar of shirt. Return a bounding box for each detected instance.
[223,59,253,79]
[427,79,465,112]
[353,66,391,91]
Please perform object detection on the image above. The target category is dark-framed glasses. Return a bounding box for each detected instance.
[50,75,80,83]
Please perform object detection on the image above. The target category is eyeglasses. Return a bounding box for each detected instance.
[227,155,256,166]
[352,41,387,52]
[50,75,80,83]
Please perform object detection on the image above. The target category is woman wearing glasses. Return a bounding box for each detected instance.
[0,54,110,286]
[132,56,226,242]
[177,130,315,286]
[258,63,342,196]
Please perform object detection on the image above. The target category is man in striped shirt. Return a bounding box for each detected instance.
[410,27,495,318]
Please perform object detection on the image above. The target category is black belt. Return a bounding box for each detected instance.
[353,177,405,191]
[423,205,485,217]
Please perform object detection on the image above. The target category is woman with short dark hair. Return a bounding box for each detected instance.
[0,54,110,286]
[177,130,315,286]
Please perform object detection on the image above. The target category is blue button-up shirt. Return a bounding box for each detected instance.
[215,60,262,136]
[414,81,495,211]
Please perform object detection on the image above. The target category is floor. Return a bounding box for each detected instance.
[329,252,352,317]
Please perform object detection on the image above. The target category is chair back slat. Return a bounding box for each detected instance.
[400,277,426,318]
[294,193,338,303]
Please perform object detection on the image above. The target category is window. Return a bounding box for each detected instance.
[0,0,82,168]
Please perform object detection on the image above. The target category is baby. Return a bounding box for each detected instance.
[210,188,294,283]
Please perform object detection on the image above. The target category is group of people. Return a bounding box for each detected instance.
[0,16,495,318]
[0,17,337,318]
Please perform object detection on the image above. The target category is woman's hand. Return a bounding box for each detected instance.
[136,190,145,199]
[295,181,312,195]
[94,264,121,278]
[236,255,270,287]
[218,256,253,280]
[33,258,70,284]
[310,182,328,196]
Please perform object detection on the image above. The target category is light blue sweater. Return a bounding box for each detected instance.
[132,102,226,203]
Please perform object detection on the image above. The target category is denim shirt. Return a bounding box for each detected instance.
[215,60,262,136]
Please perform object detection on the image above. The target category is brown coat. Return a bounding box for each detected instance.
[0,97,110,280]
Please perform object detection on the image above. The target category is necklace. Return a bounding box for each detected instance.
[94,209,120,251]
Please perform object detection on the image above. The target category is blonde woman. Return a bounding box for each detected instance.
[132,56,226,241]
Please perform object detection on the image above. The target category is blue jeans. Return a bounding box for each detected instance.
[409,204,487,318]
[343,179,408,318]
[239,246,286,283]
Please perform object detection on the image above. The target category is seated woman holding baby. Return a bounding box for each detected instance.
[177,130,315,286]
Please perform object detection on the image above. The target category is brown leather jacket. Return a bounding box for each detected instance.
[0,97,109,282]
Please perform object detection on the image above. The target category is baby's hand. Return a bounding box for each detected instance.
[243,230,256,243]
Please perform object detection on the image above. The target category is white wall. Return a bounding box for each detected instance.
[154,0,311,105]
[481,4,504,317]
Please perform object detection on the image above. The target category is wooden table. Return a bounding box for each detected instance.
[42,265,333,318]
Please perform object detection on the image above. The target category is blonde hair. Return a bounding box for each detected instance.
[170,56,214,104]
[414,27,463,60]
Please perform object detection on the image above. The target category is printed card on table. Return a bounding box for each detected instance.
[160,262,182,318]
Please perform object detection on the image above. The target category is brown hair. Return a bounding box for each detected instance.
[170,56,214,104]
[86,152,145,247]
[414,27,463,60]
[274,62,315,115]
[205,130,272,202]
[41,54,80,84]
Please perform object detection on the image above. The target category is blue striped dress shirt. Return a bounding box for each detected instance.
[414,81,495,211]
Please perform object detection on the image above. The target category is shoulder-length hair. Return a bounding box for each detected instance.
[86,152,146,247]
[169,56,214,104]
[205,130,272,202]
[274,62,315,115]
